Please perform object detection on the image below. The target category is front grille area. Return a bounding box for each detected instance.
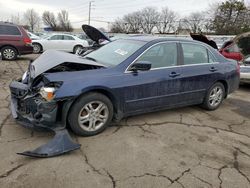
[18,98,38,115]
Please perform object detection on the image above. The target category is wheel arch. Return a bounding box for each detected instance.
[32,42,43,52]
[216,80,229,98]
[65,87,120,126]
[0,45,19,55]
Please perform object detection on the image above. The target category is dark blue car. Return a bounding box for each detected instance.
[10,37,240,138]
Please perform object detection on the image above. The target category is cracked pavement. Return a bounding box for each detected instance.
[0,54,250,188]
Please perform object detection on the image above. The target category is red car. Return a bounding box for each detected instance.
[219,41,243,61]
[0,22,33,60]
[190,34,244,61]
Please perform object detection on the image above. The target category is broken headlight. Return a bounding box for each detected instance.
[39,87,56,101]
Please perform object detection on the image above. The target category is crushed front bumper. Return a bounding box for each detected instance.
[9,80,81,158]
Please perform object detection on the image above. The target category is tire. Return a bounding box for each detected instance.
[202,82,225,111]
[73,45,83,54]
[68,92,113,136]
[1,46,18,60]
[32,43,42,53]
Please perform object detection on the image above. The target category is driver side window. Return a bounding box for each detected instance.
[136,43,177,69]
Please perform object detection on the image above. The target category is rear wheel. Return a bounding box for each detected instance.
[32,43,42,53]
[73,45,83,54]
[68,93,113,136]
[202,82,225,110]
[1,46,18,60]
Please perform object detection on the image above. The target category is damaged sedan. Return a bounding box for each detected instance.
[10,37,240,157]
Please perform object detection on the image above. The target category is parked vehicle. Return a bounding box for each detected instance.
[32,33,89,54]
[240,56,250,84]
[9,37,239,157]
[190,33,244,62]
[27,31,40,40]
[0,22,33,60]
[75,25,111,55]
[219,41,244,61]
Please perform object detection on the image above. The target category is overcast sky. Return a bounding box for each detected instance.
[0,0,249,29]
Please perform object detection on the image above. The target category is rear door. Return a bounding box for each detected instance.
[178,42,221,104]
[61,35,76,52]
[46,35,64,50]
[0,24,22,49]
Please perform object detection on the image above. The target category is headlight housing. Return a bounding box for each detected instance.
[39,87,56,101]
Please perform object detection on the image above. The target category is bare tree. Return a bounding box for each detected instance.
[23,9,40,32]
[10,14,21,25]
[182,12,205,33]
[140,7,159,34]
[156,7,178,33]
[123,11,142,33]
[57,10,73,32]
[42,11,58,30]
[110,19,129,33]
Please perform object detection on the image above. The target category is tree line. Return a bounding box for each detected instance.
[110,0,250,35]
[8,0,250,35]
[10,9,73,32]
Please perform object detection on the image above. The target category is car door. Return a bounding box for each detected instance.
[46,35,64,50]
[61,35,76,52]
[121,42,183,114]
[178,42,222,104]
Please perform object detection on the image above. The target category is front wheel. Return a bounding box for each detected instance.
[1,46,18,60]
[68,93,113,136]
[73,45,83,54]
[202,82,225,110]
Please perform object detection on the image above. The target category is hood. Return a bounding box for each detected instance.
[30,50,105,78]
[82,25,111,43]
[190,33,218,50]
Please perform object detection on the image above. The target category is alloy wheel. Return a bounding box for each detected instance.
[78,101,109,132]
[33,44,41,53]
[208,86,223,107]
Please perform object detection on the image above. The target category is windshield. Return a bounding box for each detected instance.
[85,39,146,66]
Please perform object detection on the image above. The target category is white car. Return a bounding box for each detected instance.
[32,33,89,54]
[27,31,40,40]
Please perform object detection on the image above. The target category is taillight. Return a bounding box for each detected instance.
[236,61,240,75]
[23,37,32,45]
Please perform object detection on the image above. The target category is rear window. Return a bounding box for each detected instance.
[0,25,21,36]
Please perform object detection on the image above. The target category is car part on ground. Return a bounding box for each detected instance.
[0,22,33,60]
[10,37,239,157]
[17,129,81,158]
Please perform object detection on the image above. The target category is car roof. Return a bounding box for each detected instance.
[126,36,201,43]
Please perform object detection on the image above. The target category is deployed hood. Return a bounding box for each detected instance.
[233,32,250,56]
[190,33,218,50]
[82,25,111,43]
[30,50,105,78]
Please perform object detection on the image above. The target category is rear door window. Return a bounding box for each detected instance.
[181,43,210,65]
[49,35,63,40]
[63,35,75,40]
[0,25,21,35]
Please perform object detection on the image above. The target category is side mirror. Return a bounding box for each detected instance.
[129,61,151,72]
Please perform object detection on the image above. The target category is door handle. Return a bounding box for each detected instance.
[209,67,218,72]
[169,72,181,78]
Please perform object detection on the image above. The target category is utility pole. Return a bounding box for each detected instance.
[88,1,94,25]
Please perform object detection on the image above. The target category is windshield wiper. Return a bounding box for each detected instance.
[84,56,97,62]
